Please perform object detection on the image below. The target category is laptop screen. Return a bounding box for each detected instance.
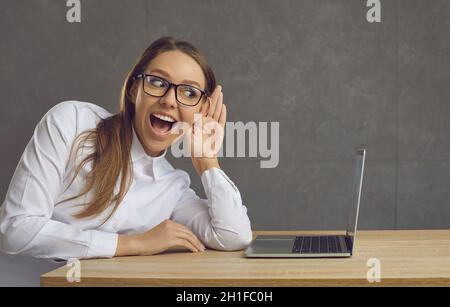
[346,149,366,254]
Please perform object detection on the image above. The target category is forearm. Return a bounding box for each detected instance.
[201,168,253,250]
[0,217,118,260]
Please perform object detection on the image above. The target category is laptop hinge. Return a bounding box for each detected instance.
[344,235,353,255]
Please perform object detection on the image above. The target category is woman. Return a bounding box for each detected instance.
[0,37,252,260]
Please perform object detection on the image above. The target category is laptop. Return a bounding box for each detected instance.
[244,149,366,258]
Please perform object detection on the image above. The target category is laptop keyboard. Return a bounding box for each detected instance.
[292,236,344,254]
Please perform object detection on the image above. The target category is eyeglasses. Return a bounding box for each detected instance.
[134,73,206,107]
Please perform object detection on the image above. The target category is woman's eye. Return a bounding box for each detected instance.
[149,77,165,88]
[185,90,194,97]
[182,87,198,99]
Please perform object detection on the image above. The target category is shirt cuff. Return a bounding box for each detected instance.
[86,230,118,259]
[201,167,239,194]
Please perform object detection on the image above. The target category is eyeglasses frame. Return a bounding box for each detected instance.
[134,73,207,107]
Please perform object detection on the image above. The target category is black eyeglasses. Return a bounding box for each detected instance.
[134,73,206,107]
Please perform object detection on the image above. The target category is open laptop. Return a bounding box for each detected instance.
[244,149,366,258]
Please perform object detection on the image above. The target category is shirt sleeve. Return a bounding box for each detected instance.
[0,102,118,260]
[170,167,253,251]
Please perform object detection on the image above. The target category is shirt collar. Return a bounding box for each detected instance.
[131,125,171,178]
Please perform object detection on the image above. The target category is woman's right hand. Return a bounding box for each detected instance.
[115,219,206,257]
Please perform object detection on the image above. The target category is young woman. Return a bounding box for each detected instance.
[0,37,252,260]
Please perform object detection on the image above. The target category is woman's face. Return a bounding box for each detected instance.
[132,50,206,156]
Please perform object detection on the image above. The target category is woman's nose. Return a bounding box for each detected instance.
[159,86,177,108]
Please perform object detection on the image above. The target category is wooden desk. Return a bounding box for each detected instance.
[41,230,450,287]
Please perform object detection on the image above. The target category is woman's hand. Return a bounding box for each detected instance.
[189,85,226,176]
[115,219,205,257]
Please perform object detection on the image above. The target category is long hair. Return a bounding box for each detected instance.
[56,36,217,224]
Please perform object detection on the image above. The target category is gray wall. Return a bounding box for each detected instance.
[1,0,449,286]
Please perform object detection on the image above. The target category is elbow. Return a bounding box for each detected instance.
[0,217,39,256]
[0,229,22,256]
[227,230,253,251]
[209,225,253,251]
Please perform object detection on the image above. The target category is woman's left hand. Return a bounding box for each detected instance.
[189,85,226,176]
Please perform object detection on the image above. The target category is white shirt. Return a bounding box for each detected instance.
[0,100,252,260]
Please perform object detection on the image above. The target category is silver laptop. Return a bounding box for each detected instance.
[244,149,366,258]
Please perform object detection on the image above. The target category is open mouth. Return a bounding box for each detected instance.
[149,113,177,135]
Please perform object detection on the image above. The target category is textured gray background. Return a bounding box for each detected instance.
[1,0,449,286]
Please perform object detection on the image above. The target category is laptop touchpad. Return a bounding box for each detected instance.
[251,238,295,253]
